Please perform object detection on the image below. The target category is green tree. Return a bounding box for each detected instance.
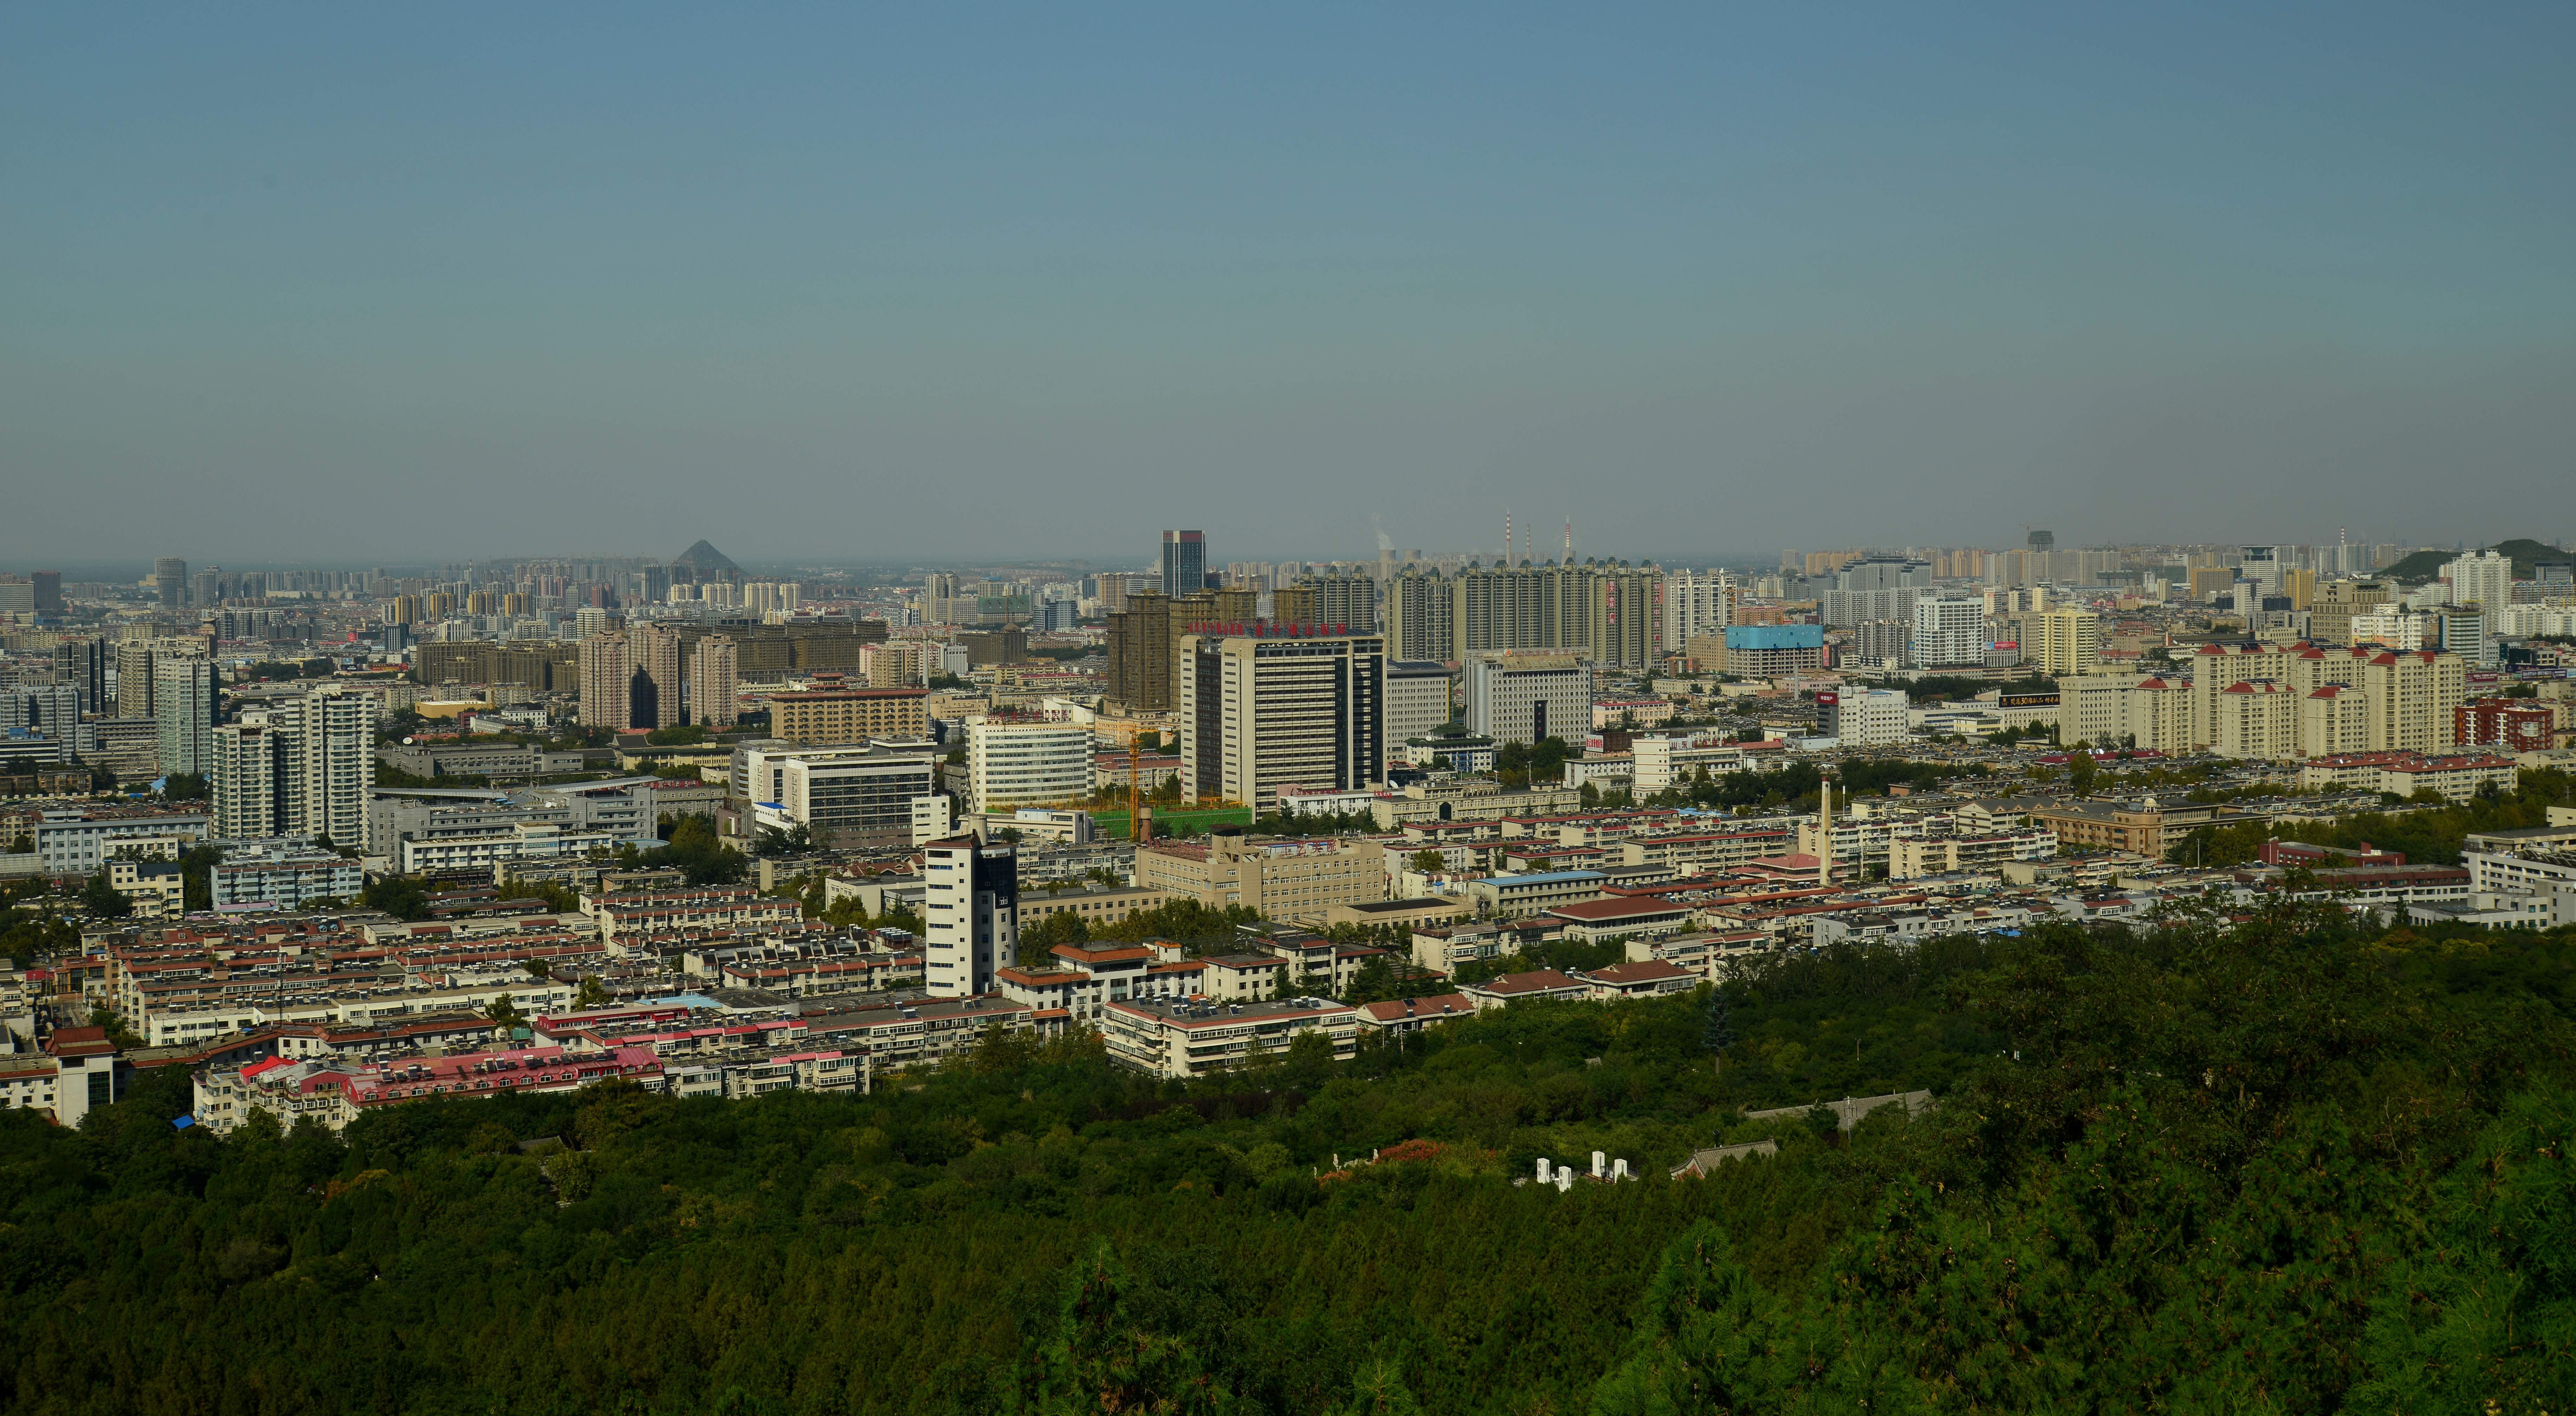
[361,875,434,920]
[1407,850,1445,876]
[79,871,132,919]
[1025,1240,1237,1415]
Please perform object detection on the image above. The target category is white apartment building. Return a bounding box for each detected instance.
[210,845,364,911]
[213,683,378,847]
[1463,652,1591,747]
[1911,597,1986,669]
[1178,629,1386,813]
[1665,571,1734,654]
[2445,550,2511,610]
[1819,688,1910,747]
[924,835,1018,998]
[2350,610,2433,650]
[967,716,1093,814]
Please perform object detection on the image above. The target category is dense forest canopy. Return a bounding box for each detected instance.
[5,901,2575,1413]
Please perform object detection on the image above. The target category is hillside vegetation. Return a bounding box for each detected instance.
[4,900,2575,1414]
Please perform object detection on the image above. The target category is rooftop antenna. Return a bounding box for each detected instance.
[1504,510,1513,567]
[1564,519,1572,566]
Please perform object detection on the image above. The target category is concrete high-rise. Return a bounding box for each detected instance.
[1161,530,1208,598]
[577,632,631,729]
[2024,608,2102,678]
[924,834,1018,998]
[689,635,739,727]
[2444,550,2511,611]
[153,558,188,610]
[1179,626,1386,812]
[1106,588,1213,712]
[629,623,684,729]
[152,656,218,779]
[1911,597,1986,669]
[54,636,108,714]
[1464,653,1591,747]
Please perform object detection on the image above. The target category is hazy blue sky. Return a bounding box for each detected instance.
[6,2,2571,571]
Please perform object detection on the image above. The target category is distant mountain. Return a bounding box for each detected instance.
[2383,538,2567,584]
[671,539,741,578]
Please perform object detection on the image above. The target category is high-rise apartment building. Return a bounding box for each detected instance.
[1911,597,1986,669]
[1179,627,1386,812]
[53,636,108,715]
[689,635,739,727]
[1463,653,1591,747]
[1665,571,1735,652]
[577,632,631,729]
[924,835,1018,998]
[966,716,1094,814]
[1106,588,1214,712]
[1161,530,1208,598]
[0,687,84,761]
[2024,608,2101,678]
[630,623,685,729]
[2444,550,2511,611]
[1378,562,1664,670]
[153,656,218,779]
[210,684,377,846]
[153,558,188,610]
[1282,572,1377,633]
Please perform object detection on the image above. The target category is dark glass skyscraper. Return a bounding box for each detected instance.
[1160,529,1206,598]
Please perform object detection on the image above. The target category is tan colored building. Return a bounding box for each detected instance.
[689,635,739,728]
[2024,608,2101,678]
[2307,578,2393,647]
[769,677,930,745]
[1319,895,1472,932]
[1133,833,1390,925]
[2211,680,2299,760]
[1018,885,1171,932]
[2030,798,2253,858]
[630,623,685,730]
[1107,588,1215,712]
[577,631,631,730]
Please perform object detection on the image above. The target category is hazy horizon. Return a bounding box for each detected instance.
[8,4,2572,566]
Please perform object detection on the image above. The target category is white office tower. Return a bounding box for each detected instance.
[1463,652,1591,747]
[924,835,1018,998]
[1911,597,1987,669]
[152,657,219,779]
[966,716,1093,814]
[213,684,379,846]
[2444,550,2511,611]
[1179,628,1387,813]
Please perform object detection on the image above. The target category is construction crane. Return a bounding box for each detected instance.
[1129,736,1151,844]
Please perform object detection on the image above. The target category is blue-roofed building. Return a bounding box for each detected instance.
[1721,623,1828,677]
